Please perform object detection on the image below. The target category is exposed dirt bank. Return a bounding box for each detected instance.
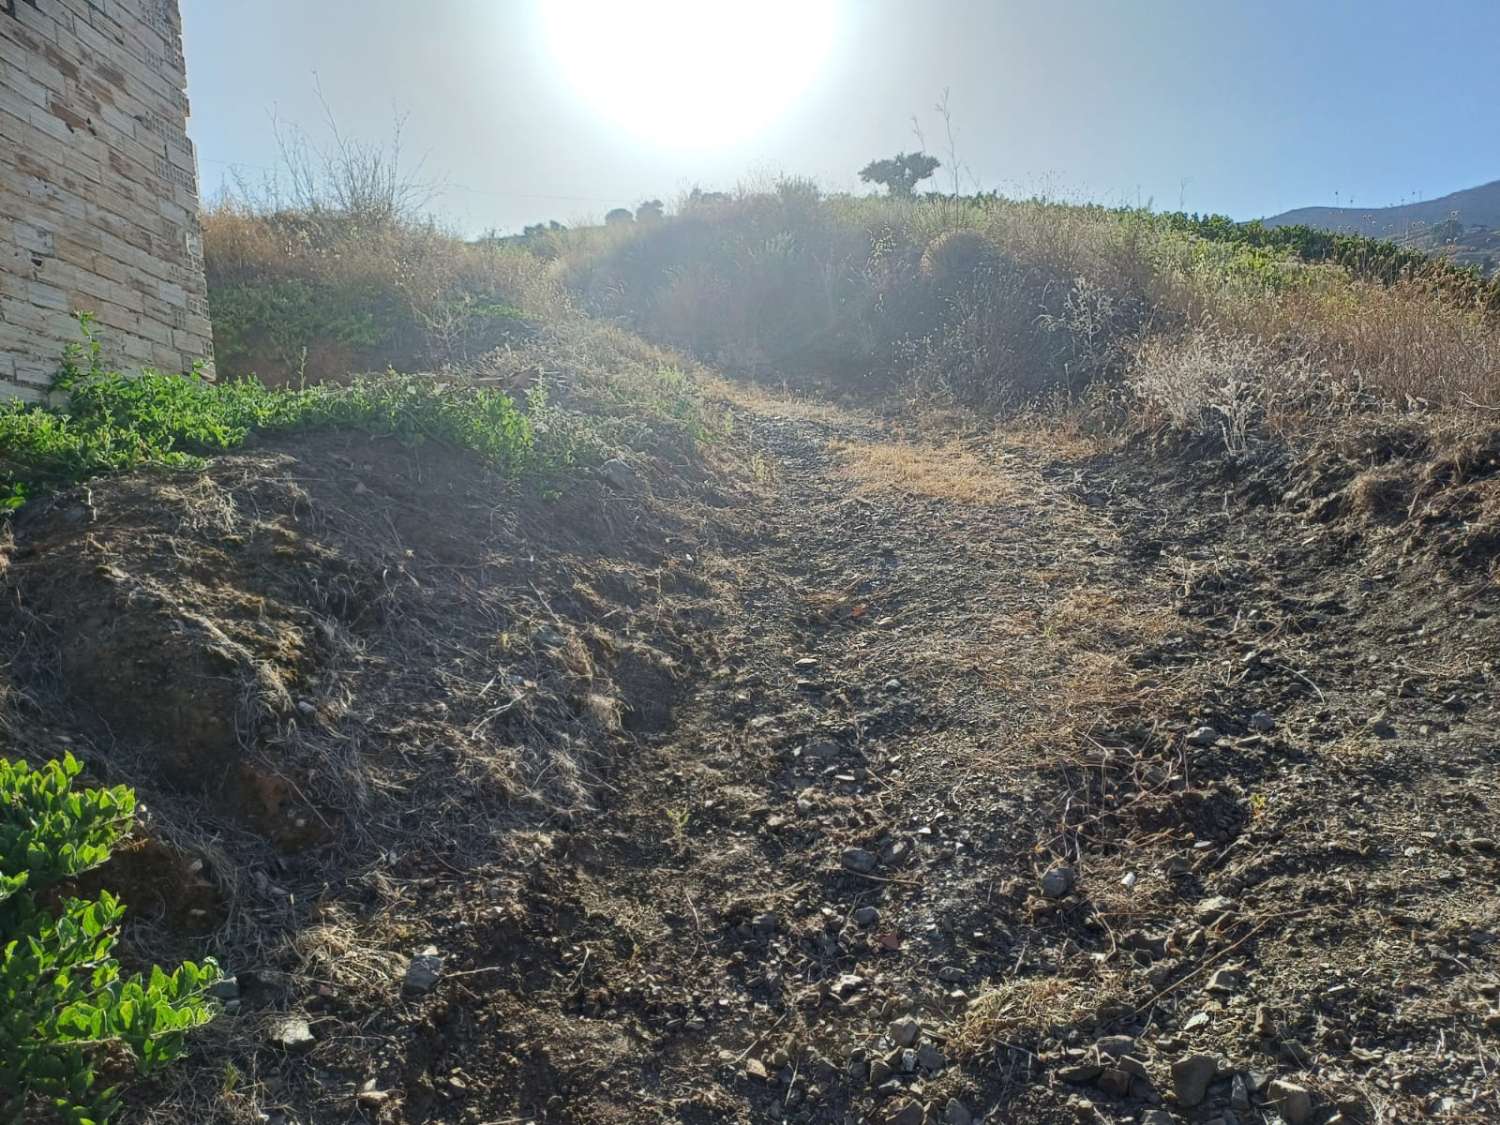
[4,392,1498,1125]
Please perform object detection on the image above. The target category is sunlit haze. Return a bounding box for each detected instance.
[541,0,836,149]
[179,1,1500,234]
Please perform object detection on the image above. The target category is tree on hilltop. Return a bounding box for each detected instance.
[859,151,941,198]
[605,207,635,225]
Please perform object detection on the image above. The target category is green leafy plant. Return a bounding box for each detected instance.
[0,317,563,507]
[1,753,221,1123]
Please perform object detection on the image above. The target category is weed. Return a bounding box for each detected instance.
[1,753,220,1123]
[0,318,558,505]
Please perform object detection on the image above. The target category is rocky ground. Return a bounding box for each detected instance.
[13,388,1500,1124]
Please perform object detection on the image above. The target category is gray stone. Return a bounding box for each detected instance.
[1205,968,1241,994]
[209,976,241,1001]
[1187,725,1220,746]
[1093,1034,1137,1059]
[1171,1053,1218,1107]
[598,457,642,492]
[1098,1066,1132,1097]
[1040,864,1077,898]
[1231,1073,1250,1111]
[916,1043,946,1071]
[403,946,444,994]
[937,965,965,983]
[1196,895,1237,920]
[854,905,881,927]
[869,1058,893,1085]
[1249,710,1276,732]
[899,1048,918,1073]
[1142,1113,1175,1125]
[268,1016,315,1051]
[1268,1079,1313,1124]
[843,848,879,873]
[944,1099,972,1125]
[1057,1061,1103,1083]
[890,1015,922,1046]
[886,1103,923,1125]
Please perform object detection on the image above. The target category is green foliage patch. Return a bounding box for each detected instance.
[0,316,558,509]
[1,753,221,1123]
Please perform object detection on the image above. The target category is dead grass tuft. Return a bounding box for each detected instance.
[830,439,1025,506]
[951,970,1133,1058]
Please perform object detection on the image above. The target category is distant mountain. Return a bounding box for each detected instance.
[1263,180,1500,275]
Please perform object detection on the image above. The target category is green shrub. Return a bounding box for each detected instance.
[0,317,553,506]
[1,753,221,1124]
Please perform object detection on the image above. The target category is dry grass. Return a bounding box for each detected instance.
[951,970,1133,1058]
[202,202,566,382]
[561,187,1500,434]
[830,438,1028,505]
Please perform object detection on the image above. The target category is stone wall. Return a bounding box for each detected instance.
[1,0,211,400]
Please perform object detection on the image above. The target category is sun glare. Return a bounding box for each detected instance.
[541,0,837,150]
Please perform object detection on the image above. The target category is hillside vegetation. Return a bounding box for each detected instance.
[555,183,1500,419]
[5,174,1500,1125]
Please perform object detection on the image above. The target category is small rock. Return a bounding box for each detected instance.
[899,1048,918,1073]
[890,1015,922,1047]
[937,965,965,983]
[1268,1079,1313,1124]
[794,657,820,671]
[833,974,865,997]
[1196,895,1236,920]
[843,848,879,874]
[869,1058,893,1085]
[944,1099,972,1125]
[598,457,641,492]
[916,1043,945,1071]
[1171,1053,1218,1107]
[1057,1062,1103,1083]
[886,1103,923,1125]
[1183,1011,1210,1031]
[1252,1005,1275,1037]
[1093,1035,1136,1059]
[752,912,780,933]
[1097,1066,1132,1097]
[854,905,881,927]
[1040,864,1077,898]
[1142,1113,1175,1125]
[744,1057,769,1080]
[1187,725,1220,746]
[1248,710,1276,732]
[268,1016,315,1051]
[1205,968,1240,995]
[403,946,444,994]
[1231,1073,1250,1111]
[210,976,241,1001]
[1370,716,1397,739]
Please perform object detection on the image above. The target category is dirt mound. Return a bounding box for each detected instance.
[1127,417,1500,578]
[0,428,737,938]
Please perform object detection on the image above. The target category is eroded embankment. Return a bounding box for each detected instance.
[4,392,1499,1125]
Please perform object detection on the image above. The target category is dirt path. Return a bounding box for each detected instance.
[183,395,1500,1125]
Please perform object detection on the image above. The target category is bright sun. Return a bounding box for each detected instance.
[541,0,837,149]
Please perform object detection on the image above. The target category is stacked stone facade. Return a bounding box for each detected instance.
[1,0,211,400]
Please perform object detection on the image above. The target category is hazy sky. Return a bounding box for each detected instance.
[180,1,1500,234]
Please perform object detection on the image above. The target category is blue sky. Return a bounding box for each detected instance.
[180,0,1500,234]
